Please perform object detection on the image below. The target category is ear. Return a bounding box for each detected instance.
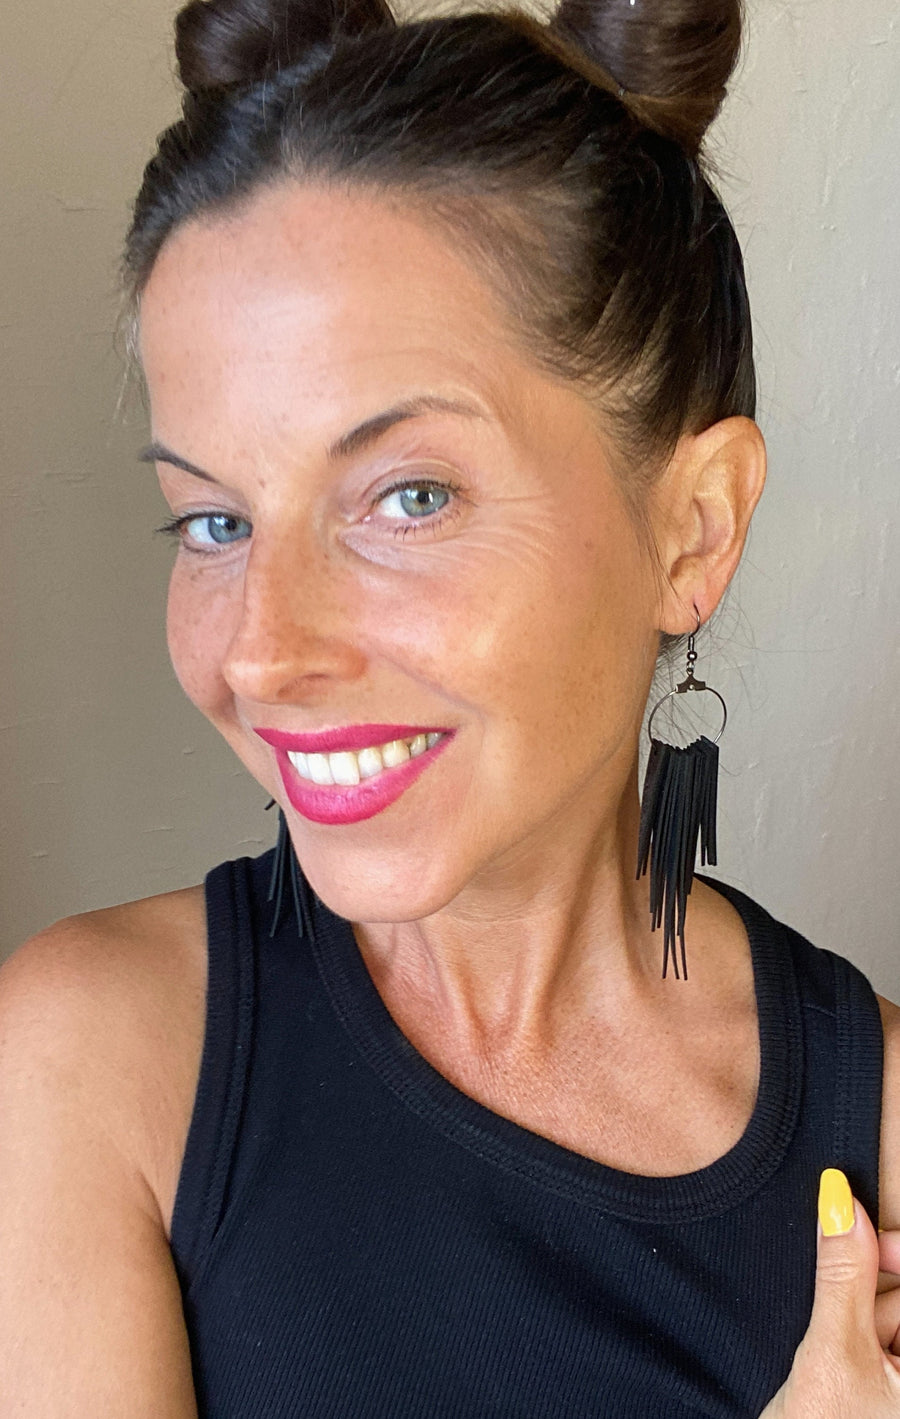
[649,416,767,634]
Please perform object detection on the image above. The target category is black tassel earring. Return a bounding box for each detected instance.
[264,799,319,944]
[636,608,726,980]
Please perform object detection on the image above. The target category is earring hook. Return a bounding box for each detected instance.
[647,604,727,745]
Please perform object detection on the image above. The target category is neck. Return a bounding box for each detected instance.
[352,770,661,1056]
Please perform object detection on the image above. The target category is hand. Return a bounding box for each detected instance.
[760,1170,900,1416]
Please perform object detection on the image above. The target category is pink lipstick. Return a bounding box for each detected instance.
[255,723,448,754]
[253,723,455,826]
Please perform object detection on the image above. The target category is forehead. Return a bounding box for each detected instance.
[138,182,527,437]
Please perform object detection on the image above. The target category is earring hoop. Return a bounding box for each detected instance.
[646,609,727,745]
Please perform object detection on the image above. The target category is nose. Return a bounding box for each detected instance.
[221,531,368,706]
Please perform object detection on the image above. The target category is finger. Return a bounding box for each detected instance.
[879,1228,900,1277]
[875,1283,900,1352]
[806,1168,883,1360]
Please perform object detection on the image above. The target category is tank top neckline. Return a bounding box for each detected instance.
[304,875,804,1225]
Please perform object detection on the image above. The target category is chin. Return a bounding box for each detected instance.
[299,850,474,927]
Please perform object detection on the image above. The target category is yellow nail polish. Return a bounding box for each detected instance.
[819,1168,855,1236]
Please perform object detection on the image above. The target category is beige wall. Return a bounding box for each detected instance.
[2,2,899,992]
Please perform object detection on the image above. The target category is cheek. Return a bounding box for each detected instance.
[475,513,651,717]
[165,562,236,716]
[498,571,643,756]
[382,499,652,761]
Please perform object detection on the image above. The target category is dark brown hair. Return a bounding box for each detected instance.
[124,0,754,483]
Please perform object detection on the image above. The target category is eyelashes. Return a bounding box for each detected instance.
[154,476,465,554]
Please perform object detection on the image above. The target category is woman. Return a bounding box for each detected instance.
[2,0,899,1413]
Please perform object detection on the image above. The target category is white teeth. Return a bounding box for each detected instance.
[357,746,384,778]
[381,738,411,768]
[286,732,444,787]
[307,752,334,786]
[329,751,360,786]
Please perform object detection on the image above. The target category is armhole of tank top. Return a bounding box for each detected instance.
[830,948,885,1227]
[168,856,256,1299]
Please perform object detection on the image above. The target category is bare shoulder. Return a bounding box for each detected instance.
[0,889,207,1412]
[0,884,208,1240]
[877,995,900,1227]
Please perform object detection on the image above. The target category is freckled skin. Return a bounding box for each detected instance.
[141,182,659,926]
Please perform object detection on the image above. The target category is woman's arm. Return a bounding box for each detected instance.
[0,920,199,1418]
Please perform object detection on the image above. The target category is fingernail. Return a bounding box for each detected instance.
[819,1168,855,1236]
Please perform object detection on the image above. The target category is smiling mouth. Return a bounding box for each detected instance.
[286,731,445,786]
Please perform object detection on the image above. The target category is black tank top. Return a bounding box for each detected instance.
[169,848,883,1418]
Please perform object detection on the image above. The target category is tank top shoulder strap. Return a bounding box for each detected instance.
[707,876,884,1226]
[168,854,257,1294]
[806,935,884,1221]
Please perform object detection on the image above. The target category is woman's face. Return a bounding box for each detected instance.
[140,182,662,922]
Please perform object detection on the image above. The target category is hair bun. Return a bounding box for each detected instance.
[176,0,395,92]
[551,0,743,155]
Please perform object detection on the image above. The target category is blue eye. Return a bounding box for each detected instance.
[378,484,452,520]
[191,513,251,545]
[155,511,252,550]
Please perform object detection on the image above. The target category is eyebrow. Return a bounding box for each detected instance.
[137,394,486,483]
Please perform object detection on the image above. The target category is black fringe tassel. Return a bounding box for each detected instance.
[264,800,319,944]
[636,735,719,980]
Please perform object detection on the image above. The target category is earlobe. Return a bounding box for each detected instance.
[654,415,767,634]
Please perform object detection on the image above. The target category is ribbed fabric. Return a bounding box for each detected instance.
[169,851,883,1418]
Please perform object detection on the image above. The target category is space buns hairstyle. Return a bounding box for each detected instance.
[175,0,395,91]
[552,0,741,157]
[125,0,754,484]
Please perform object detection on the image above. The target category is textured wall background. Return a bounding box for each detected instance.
[2,1,898,989]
